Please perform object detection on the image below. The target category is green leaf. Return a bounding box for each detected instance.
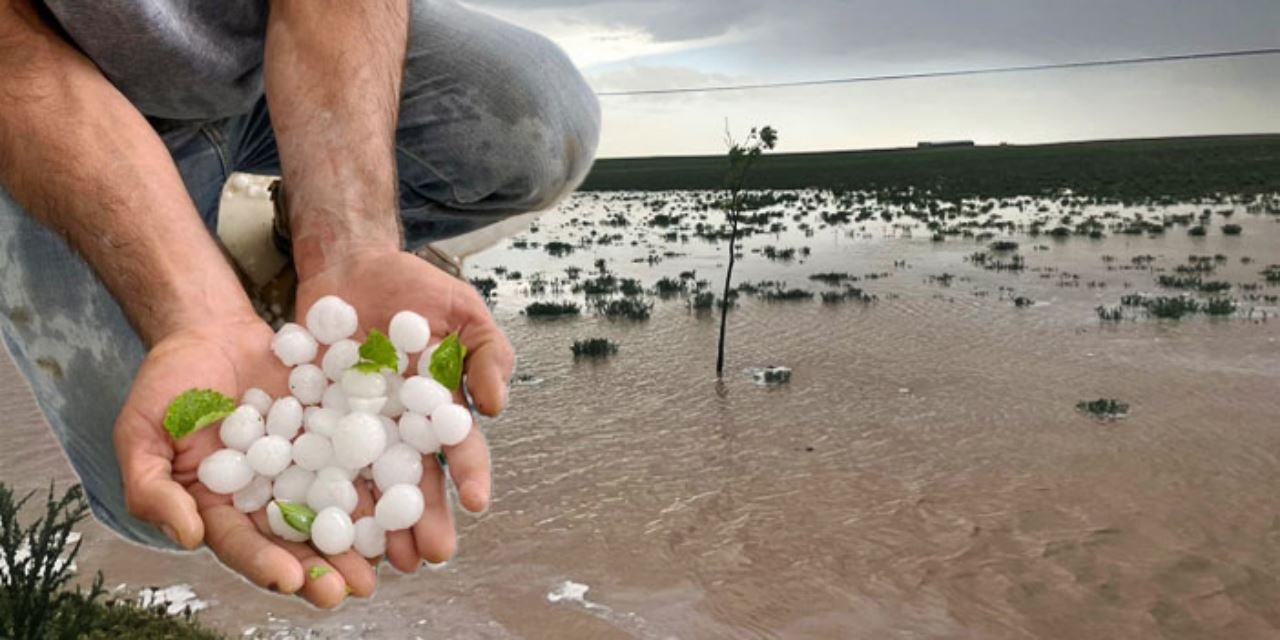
[307,565,331,580]
[162,388,235,439]
[428,333,466,391]
[352,329,397,373]
[277,501,316,534]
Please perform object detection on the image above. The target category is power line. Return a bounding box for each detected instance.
[595,47,1280,97]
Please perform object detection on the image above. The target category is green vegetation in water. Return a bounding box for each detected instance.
[1222,223,1243,236]
[821,287,876,304]
[352,329,398,373]
[1263,265,1280,284]
[1203,297,1238,316]
[162,389,234,440]
[524,301,581,317]
[570,338,619,358]
[1188,225,1207,237]
[544,241,574,257]
[428,333,467,391]
[1076,398,1130,420]
[594,298,653,321]
[1145,296,1202,320]
[469,277,498,300]
[760,288,813,302]
[1095,305,1124,322]
[0,483,221,639]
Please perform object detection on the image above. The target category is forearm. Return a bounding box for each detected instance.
[0,1,254,345]
[264,0,409,279]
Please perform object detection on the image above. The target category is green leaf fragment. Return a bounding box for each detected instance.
[277,501,316,534]
[162,388,235,439]
[307,565,331,580]
[428,333,466,391]
[352,328,398,373]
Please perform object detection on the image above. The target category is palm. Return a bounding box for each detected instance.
[114,320,375,607]
[296,249,513,571]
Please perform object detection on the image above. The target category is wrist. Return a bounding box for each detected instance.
[142,278,261,347]
[285,197,401,281]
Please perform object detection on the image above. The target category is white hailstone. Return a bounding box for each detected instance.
[219,405,265,452]
[380,373,406,418]
[266,501,310,542]
[272,466,316,504]
[378,415,401,447]
[352,517,386,558]
[305,476,358,514]
[321,384,349,413]
[341,369,387,399]
[240,388,273,416]
[317,466,358,483]
[416,343,440,377]
[398,412,440,455]
[271,323,318,367]
[359,467,374,480]
[304,405,320,422]
[321,339,360,381]
[372,443,424,492]
[300,407,340,437]
[232,475,273,513]
[311,507,356,555]
[396,349,409,375]
[399,376,452,416]
[197,449,255,494]
[347,396,387,415]
[247,435,293,477]
[292,432,333,471]
[266,396,304,439]
[304,295,358,345]
[431,403,472,447]
[375,484,425,531]
[388,311,431,353]
[288,364,326,405]
[332,413,387,470]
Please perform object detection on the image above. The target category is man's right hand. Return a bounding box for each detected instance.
[112,315,378,608]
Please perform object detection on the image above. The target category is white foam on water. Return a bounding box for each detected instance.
[137,583,209,616]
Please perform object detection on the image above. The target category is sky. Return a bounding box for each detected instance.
[464,0,1280,158]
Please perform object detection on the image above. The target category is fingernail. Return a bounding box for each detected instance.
[161,525,180,545]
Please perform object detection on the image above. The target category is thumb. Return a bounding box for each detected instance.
[115,414,205,549]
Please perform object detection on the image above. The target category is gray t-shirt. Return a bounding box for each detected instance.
[41,0,268,119]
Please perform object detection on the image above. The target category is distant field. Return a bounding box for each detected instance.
[581,134,1280,200]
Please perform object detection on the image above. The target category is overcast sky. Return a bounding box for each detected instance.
[465,0,1280,158]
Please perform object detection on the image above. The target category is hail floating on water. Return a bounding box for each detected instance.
[195,301,471,557]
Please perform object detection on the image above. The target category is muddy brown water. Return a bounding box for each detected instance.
[2,191,1279,639]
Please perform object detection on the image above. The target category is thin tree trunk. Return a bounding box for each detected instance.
[715,204,739,377]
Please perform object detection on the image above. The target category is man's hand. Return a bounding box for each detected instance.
[113,316,379,608]
[296,248,515,573]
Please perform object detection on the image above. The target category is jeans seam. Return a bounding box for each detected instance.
[200,125,232,179]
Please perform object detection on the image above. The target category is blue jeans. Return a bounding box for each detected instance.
[0,0,598,547]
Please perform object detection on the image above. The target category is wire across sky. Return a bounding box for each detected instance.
[594,47,1280,97]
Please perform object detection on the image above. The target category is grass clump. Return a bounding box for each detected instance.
[469,277,498,300]
[1146,296,1199,319]
[570,338,619,358]
[1222,223,1243,236]
[1203,297,1238,316]
[0,483,221,639]
[760,288,813,301]
[594,298,652,321]
[1076,398,1130,420]
[544,241,574,257]
[523,301,580,317]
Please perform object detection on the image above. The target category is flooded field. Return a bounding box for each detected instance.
[3,188,1280,638]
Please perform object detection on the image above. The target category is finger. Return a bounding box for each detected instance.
[242,511,357,609]
[412,456,456,563]
[442,424,491,514]
[324,550,378,598]
[458,302,514,418]
[114,409,204,548]
[385,529,420,573]
[202,504,305,595]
